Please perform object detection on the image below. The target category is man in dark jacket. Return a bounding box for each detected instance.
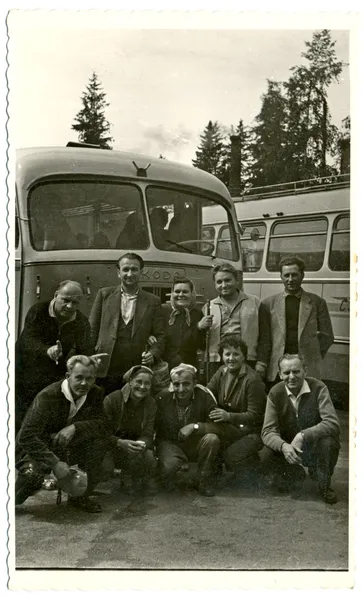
[260,354,340,504]
[155,364,219,497]
[15,355,109,512]
[89,253,165,395]
[15,280,94,433]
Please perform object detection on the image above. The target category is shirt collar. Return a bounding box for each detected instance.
[48,299,76,323]
[121,287,139,297]
[284,288,303,298]
[61,378,87,405]
[215,289,245,305]
[173,391,194,405]
[285,379,310,400]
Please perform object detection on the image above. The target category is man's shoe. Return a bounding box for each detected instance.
[198,483,215,497]
[68,496,102,513]
[319,486,338,504]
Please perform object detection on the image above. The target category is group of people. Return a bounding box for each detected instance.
[15,252,341,513]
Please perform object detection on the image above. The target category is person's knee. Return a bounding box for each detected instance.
[158,454,180,477]
[201,433,220,450]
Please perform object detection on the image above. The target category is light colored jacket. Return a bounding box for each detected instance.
[202,292,261,363]
[263,290,334,382]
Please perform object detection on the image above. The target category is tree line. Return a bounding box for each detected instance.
[71,30,350,190]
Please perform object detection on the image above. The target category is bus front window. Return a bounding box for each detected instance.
[29,182,148,250]
[146,186,237,260]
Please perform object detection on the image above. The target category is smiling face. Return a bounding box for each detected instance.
[280,264,304,295]
[117,257,141,292]
[214,270,238,299]
[53,283,82,320]
[129,371,152,402]
[67,363,96,399]
[222,345,245,372]
[279,357,306,396]
[171,371,195,403]
[171,282,193,308]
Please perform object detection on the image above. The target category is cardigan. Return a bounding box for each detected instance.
[261,377,340,453]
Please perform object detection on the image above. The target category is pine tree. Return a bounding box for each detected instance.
[283,30,346,179]
[248,80,289,187]
[71,72,114,149]
[192,121,229,186]
[234,119,255,190]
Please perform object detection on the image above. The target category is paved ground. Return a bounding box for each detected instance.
[15,411,349,570]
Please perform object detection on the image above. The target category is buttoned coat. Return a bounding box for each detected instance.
[263,290,334,382]
[89,287,165,377]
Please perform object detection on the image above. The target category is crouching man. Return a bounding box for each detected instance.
[260,354,340,504]
[103,365,157,496]
[155,364,220,497]
[15,355,109,513]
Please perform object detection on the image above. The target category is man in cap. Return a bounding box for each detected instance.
[155,364,220,497]
[260,354,340,504]
[89,252,165,395]
[15,280,94,433]
[15,355,109,512]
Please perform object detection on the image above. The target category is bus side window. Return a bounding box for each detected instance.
[329,214,350,272]
[240,222,266,272]
[267,218,328,271]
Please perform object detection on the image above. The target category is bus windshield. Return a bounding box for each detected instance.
[29,180,237,260]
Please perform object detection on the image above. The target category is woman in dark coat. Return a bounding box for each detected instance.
[161,277,205,370]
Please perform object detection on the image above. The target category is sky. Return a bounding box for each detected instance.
[7,11,351,166]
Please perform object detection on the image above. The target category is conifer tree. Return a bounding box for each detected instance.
[72,72,114,149]
[192,121,229,186]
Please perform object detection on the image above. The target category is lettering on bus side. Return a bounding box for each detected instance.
[141,267,186,282]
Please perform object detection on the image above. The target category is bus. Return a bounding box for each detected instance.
[203,174,350,403]
[15,144,242,336]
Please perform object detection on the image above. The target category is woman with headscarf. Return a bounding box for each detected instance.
[161,276,205,370]
[103,365,157,496]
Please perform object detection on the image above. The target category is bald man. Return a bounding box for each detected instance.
[15,280,94,432]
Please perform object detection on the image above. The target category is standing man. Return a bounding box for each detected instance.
[15,280,94,433]
[15,355,109,512]
[260,354,340,504]
[155,364,220,497]
[263,255,334,385]
[89,253,165,395]
[198,263,271,379]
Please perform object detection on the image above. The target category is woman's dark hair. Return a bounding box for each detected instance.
[218,334,248,358]
[172,276,194,293]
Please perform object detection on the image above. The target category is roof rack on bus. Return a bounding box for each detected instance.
[66,141,103,149]
[235,173,350,202]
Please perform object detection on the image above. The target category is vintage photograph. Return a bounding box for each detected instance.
[7,9,354,589]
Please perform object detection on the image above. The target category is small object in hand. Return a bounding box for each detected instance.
[135,441,146,449]
[42,474,58,491]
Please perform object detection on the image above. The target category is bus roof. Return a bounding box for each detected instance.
[16,146,231,201]
[203,186,350,225]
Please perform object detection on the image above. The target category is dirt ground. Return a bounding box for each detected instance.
[14,411,349,571]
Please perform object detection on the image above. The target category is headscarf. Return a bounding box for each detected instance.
[123,365,153,383]
[168,279,197,327]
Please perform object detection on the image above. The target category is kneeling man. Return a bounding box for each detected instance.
[260,354,340,503]
[155,364,219,497]
[15,355,109,512]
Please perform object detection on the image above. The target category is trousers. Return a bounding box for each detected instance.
[157,433,220,482]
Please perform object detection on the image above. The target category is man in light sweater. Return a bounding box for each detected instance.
[260,354,340,504]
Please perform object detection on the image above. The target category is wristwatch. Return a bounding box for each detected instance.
[193,423,199,431]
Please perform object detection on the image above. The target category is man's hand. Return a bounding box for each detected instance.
[282,442,303,465]
[141,351,154,366]
[291,432,304,453]
[53,460,71,480]
[197,315,213,331]
[178,423,195,441]
[147,336,157,346]
[209,408,230,423]
[53,424,76,447]
[117,439,145,454]
[255,363,266,378]
[47,343,63,363]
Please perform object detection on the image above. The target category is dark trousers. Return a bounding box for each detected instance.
[260,436,340,489]
[157,434,220,483]
[223,433,263,472]
[117,447,156,485]
[15,435,109,505]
